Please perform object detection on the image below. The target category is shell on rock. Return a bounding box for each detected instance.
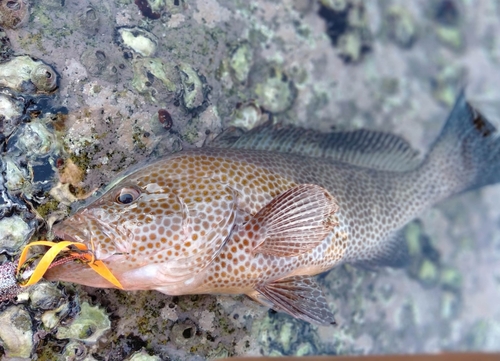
[0,0,29,29]
[115,26,158,57]
[0,55,58,94]
[0,305,34,358]
[55,302,111,343]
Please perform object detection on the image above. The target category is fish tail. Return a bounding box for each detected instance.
[424,92,500,197]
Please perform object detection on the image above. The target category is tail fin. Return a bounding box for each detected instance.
[425,91,500,196]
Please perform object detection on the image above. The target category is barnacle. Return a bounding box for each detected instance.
[30,63,58,93]
[55,302,111,343]
[0,305,33,358]
[131,57,177,102]
[0,0,29,29]
[0,92,24,137]
[115,26,158,57]
[78,6,101,36]
[250,63,297,114]
[178,63,210,111]
[16,240,123,289]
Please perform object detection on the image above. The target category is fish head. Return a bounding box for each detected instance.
[45,167,240,292]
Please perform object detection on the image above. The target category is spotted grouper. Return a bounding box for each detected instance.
[43,94,500,325]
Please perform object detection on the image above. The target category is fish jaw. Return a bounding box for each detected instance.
[44,259,120,289]
[51,209,132,260]
[44,253,209,293]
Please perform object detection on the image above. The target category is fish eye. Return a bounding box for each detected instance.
[115,187,141,205]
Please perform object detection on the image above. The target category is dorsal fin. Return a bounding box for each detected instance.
[211,123,422,172]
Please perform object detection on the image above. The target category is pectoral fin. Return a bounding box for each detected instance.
[252,275,336,326]
[251,184,339,257]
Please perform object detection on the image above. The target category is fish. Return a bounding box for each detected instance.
[38,93,500,325]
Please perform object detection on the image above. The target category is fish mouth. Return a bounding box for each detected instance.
[44,213,131,288]
[51,211,130,260]
[52,214,92,245]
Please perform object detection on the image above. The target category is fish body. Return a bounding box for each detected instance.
[45,95,500,324]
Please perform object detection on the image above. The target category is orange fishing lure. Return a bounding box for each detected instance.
[16,240,123,289]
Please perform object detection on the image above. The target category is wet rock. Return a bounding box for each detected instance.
[127,349,161,361]
[0,92,24,138]
[435,25,464,51]
[61,340,88,360]
[229,41,253,84]
[385,6,418,48]
[320,0,347,12]
[80,49,108,77]
[440,266,462,292]
[28,282,63,310]
[417,258,440,288]
[295,342,315,356]
[430,0,460,26]
[80,49,126,83]
[318,0,372,63]
[170,319,200,348]
[278,321,296,353]
[165,0,185,15]
[404,221,443,288]
[0,28,14,62]
[292,0,314,14]
[427,1,463,51]
[431,65,466,106]
[0,261,22,303]
[250,63,297,114]
[78,6,101,36]
[0,0,29,29]
[440,290,461,320]
[0,305,34,358]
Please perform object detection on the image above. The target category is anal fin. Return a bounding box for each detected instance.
[250,184,339,257]
[252,275,336,326]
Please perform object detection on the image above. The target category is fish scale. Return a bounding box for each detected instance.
[43,94,500,325]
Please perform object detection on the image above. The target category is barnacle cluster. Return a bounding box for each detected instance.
[0,38,61,270]
[0,16,79,360]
